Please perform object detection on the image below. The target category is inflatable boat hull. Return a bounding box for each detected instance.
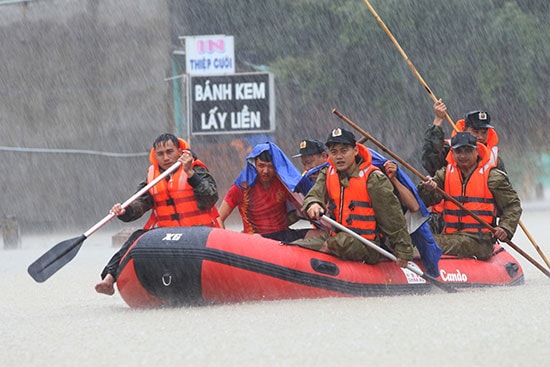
[116,227,524,308]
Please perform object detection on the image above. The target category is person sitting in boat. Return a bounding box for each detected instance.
[422,100,505,176]
[418,132,521,260]
[291,128,414,268]
[292,139,329,182]
[95,133,220,296]
[422,100,505,234]
[217,142,323,243]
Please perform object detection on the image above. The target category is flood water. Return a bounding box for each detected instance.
[1,202,549,366]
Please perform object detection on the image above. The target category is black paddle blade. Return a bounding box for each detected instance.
[27,234,87,283]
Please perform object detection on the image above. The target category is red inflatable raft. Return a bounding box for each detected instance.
[116,226,524,308]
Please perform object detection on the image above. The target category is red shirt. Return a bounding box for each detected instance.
[224,178,290,234]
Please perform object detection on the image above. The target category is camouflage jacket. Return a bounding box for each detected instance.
[302,158,414,261]
[417,166,522,238]
[422,125,506,176]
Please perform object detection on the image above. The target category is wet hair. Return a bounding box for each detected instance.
[256,150,272,162]
[153,133,179,149]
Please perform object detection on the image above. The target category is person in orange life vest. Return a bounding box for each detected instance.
[418,132,522,260]
[292,139,418,213]
[217,142,323,243]
[422,99,505,176]
[95,133,219,296]
[422,99,506,234]
[291,128,414,268]
[292,139,329,182]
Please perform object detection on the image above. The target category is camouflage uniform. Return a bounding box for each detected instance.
[417,166,522,260]
[422,125,506,176]
[293,156,414,264]
[421,125,507,234]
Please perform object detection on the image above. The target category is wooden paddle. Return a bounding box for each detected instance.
[362,0,550,270]
[320,215,456,293]
[333,109,550,279]
[27,161,182,283]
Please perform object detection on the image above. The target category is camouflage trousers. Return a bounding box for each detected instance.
[433,232,494,260]
[291,232,380,264]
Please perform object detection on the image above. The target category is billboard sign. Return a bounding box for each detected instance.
[190,73,275,135]
[184,35,235,76]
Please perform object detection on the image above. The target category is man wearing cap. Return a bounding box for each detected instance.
[292,128,414,268]
[292,139,329,182]
[421,99,506,234]
[418,132,521,260]
[422,99,505,177]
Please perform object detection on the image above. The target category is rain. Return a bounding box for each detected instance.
[0,1,550,231]
[0,0,548,232]
[1,0,549,366]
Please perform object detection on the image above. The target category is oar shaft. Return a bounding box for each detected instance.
[321,215,456,293]
[363,0,549,274]
[333,109,550,278]
[83,161,182,238]
[321,215,397,262]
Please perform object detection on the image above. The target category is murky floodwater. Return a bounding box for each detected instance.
[1,202,549,366]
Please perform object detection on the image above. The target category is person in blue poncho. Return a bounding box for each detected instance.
[217,142,324,243]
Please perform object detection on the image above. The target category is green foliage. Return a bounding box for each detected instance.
[174,0,549,193]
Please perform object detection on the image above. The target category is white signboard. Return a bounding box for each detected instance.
[184,35,235,76]
[190,73,275,135]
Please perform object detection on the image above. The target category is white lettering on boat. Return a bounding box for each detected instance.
[440,269,468,282]
[401,263,427,284]
[162,233,183,241]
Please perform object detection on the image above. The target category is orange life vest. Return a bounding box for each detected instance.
[325,144,378,240]
[442,143,496,234]
[432,120,500,215]
[144,138,219,229]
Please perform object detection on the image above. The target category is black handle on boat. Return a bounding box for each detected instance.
[320,215,457,294]
[27,161,182,283]
[333,108,550,279]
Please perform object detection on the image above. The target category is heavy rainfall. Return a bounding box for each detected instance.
[1,1,549,366]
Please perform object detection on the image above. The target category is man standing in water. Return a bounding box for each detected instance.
[95,133,219,295]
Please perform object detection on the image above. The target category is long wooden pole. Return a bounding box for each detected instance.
[518,221,550,268]
[362,0,550,270]
[362,0,457,131]
[333,109,550,278]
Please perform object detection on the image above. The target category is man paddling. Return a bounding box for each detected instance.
[95,133,219,296]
